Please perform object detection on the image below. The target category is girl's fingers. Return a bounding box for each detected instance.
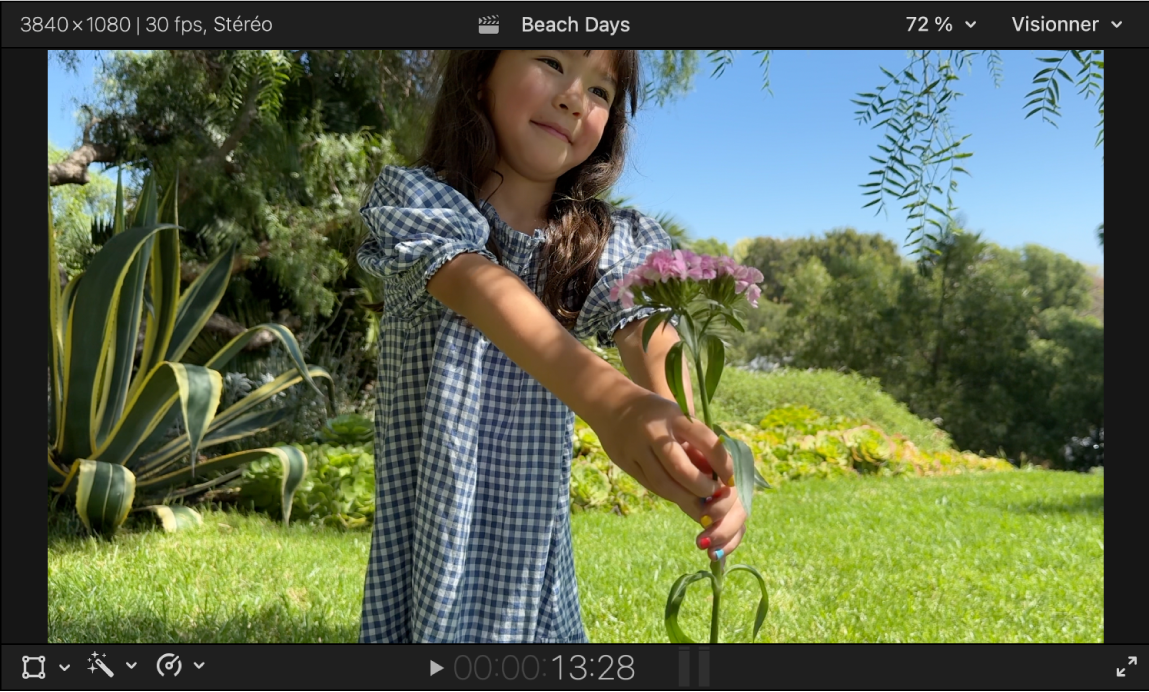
[656,431,723,499]
[708,524,746,561]
[639,448,708,520]
[676,417,734,488]
[695,486,747,557]
[680,440,714,476]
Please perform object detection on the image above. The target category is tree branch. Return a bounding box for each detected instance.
[50,64,260,192]
[49,107,118,186]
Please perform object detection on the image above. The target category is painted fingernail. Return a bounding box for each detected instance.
[714,548,725,560]
[727,475,736,487]
[700,515,712,528]
[699,536,711,549]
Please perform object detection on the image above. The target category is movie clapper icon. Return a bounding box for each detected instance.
[478,15,499,34]
[22,655,46,680]
[156,653,182,677]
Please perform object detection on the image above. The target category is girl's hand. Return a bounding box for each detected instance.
[683,442,748,561]
[591,391,740,550]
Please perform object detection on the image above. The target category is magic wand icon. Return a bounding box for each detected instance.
[94,658,113,678]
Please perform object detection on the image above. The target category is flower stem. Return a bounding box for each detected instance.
[692,347,714,431]
[690,338,726,642]
[710,553,724,643]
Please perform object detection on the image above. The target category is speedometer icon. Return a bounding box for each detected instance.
[156,653,182,677]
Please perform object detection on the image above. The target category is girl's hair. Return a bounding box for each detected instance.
[364,50,642,328]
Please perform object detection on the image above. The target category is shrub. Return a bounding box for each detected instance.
[708,368,952,452]
[228,407,1011,526]
[236,441,375,529]
[716,404,1013,487]
[316,413,375,445]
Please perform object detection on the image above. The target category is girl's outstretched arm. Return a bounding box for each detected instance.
[614,317,696,417]
[426,252,730,504]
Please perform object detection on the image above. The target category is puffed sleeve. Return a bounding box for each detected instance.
[571,209,677,348]
[357,166,498,321]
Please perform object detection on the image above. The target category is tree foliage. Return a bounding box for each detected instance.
[732,226,1102,469]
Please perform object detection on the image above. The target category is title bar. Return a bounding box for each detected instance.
[3,2,1142,48]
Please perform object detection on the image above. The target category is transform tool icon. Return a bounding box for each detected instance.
[478,15,499,34]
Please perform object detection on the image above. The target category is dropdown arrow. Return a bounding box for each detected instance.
[966,21,976,28]
[194,662,205,669]
[126,662,137,669]
[1112,21,1123,28]
[59,664,70,671]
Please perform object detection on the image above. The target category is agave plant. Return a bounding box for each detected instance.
[48,172,333,537]
[316,413,375,445]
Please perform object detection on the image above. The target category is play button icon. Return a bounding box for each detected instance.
[430,660,444,677]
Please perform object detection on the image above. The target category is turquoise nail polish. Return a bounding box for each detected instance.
[715,548,724,560]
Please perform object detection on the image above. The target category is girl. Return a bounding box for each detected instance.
[356,50,747,643]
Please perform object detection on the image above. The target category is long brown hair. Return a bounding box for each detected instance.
[365,50,642,327]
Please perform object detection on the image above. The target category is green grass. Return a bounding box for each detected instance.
[48,470,1102,643]
[709,368,952,452]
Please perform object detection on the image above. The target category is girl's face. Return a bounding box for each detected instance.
[483,50,617,183]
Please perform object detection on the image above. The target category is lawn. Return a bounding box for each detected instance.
[47,469,1103,643]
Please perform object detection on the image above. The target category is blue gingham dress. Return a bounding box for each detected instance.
[355,166,672,643]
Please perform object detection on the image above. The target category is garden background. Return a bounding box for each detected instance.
[47,50,1103,643]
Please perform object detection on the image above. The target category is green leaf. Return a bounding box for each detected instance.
[132,223,182,402]
[714,424,756,517]
[136,366,333,478]
[664,342,692,419]
[136,504,203,533]
[124,405,181,468]
[58,223,180,464]
[664,570,717,643]
[133,407,293,474]
[200,408,294,448]
[675,313,698,357]
[703,334,724,403]
[48,184,63,449]
[112,168,125,235]
[129,174,160,228]
[211,365,332,431]
[97,230,154,447]
[205,322,324,402]
[48,448,70,488]
[726,564,770,640]
[164,245,236,363]
[57,459,137,537]
[140,445,307,527]
[92,362,223,472]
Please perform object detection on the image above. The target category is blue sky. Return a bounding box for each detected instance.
[49,50,1104,269]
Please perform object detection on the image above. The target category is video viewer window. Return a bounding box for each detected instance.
[27,28,1117,684]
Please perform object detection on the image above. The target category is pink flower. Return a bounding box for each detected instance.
[610,250,763,311]
[645,249,690,282]
[619,289,635,309]
[745,284,762,308]
[687,253,717,280]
